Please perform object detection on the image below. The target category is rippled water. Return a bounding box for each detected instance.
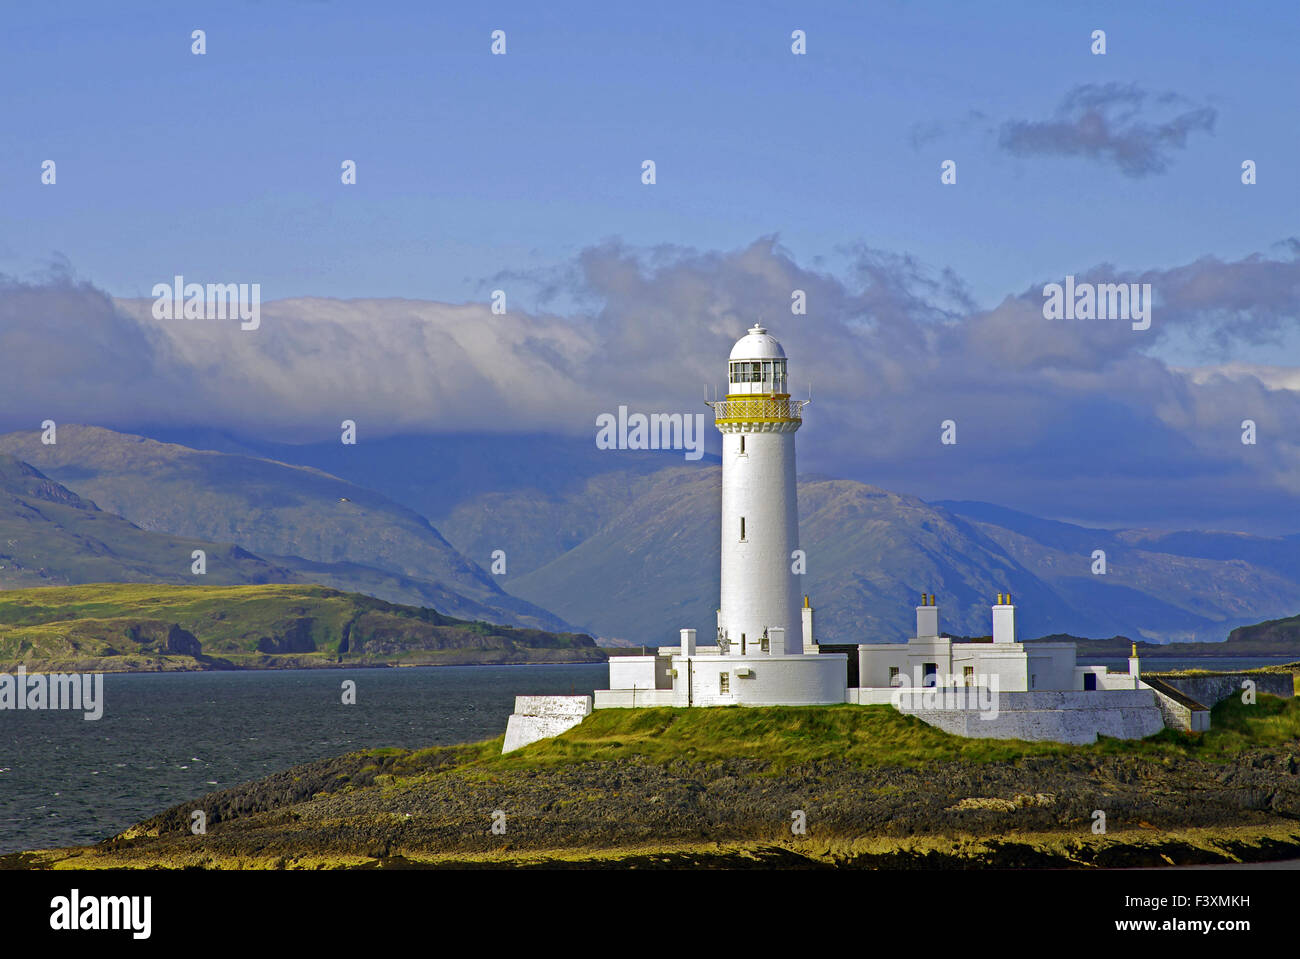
[0,664,605,854]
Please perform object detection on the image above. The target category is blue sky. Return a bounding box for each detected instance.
[4,0,1297,363]
[2,1,1299,533]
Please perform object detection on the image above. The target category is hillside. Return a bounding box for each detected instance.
[8,424,1296,648]
[459,467,1267,646]
[1028,633,1300,660]
[0,583,602,672]
[940,500,1300,643]
[0,454,297,588]
[151,429,701,528]
[444,464,1300,646]
[0,426,569,631]
[1225,613,1300,652]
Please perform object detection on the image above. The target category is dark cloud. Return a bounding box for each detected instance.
[997,83,1216,177]
[0,238,1296,530]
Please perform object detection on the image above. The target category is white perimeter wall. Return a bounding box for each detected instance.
[897,689,1165,744]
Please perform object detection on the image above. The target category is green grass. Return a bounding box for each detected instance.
[0,582,598,665]
[480,691,1300,773]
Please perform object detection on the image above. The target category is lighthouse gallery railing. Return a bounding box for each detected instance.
[709,397,806,424]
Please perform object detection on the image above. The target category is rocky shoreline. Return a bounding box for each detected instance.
[0,648,607,675]
[9,728,1300,870]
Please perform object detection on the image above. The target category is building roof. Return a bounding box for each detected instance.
[729,324,786,361]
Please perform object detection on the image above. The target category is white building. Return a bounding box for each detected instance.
[505,324,1183,751]
[852,593,1132,703]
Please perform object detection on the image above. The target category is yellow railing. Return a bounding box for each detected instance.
[709,396,805,423]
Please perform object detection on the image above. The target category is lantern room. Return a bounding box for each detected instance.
[727,324,788,396]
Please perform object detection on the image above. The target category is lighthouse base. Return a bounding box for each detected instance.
[594,650,847,709]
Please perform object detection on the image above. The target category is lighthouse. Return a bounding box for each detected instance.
[553,321,1178,739]
[583,320,846,712]
[711,324,806,656]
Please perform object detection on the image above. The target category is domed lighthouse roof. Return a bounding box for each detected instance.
[729,324,786,360]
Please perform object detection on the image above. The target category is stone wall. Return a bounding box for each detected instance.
[1152,672,1293,708]
[1139,677,1211,732]
[897,689,1166,745]
[501,695,592,754]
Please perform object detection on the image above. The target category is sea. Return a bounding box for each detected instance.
[1,656,1294,856]
[0,663,604,855]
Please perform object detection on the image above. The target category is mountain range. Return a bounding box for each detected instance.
[0,425,1296,647]
[0,427,565,631]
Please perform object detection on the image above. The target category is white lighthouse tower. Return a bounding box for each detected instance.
[586,321,847,711]
[712,324,806,656]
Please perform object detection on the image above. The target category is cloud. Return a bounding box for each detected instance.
[1,237,1297,531]
[997,83,1215,177]
[907,110,989,151]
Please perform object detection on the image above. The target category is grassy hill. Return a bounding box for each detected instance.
[1225,613,1300,652]
[0,583,602,671]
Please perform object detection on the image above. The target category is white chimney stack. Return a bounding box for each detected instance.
[768,626,787,655]
[680,628,696,656]
[916,593,939,639]
[992,593,1016,643]
[802,595,816,652]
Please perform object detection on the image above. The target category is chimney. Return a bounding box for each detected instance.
[802,595,815,651]
[916,592,939,639]
[768,626,787,655]
[1128,641,1139,679]
[992,593,1016,643]
[680,628,696,656]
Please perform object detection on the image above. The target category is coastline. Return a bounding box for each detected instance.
[12,824,1300,871]
[8,693,1298,872]
[0,649,609,675]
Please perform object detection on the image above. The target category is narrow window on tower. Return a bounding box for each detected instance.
[739,435,745,455]
[740,516,746,541]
